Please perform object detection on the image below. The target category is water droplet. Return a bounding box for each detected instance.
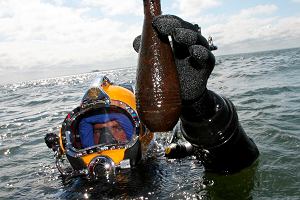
[83,193,89,199]
[4,149,10,156]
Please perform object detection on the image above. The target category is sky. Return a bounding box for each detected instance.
[0,0,299,84]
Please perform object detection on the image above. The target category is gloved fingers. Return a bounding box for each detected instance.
[188,45,215,69]
[173,28,210,50]
[176,57,207,100]
[152,15,210,57]
[152,15,199,37]
[133,35,141,53]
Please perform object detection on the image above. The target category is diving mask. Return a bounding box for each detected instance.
[45,76,154,180]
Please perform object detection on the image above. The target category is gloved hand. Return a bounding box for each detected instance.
[133,15,215,104]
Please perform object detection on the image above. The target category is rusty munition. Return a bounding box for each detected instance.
[136,0,181,132]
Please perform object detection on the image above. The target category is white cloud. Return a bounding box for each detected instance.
[81,0,142,16]
[238,4,278,18]
[174,0,221,17]
[292,0,300,3]
[0,0,142,74]
[202,4,300,54]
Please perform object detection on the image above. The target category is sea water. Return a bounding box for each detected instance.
[0,48,299,199]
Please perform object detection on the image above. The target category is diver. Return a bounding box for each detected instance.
[45,15,259,179]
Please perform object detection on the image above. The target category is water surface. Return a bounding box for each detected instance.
[1,48,300,199]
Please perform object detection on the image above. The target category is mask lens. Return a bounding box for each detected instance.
[79,109,136,149]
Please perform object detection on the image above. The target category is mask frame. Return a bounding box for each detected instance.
[53,76,144,180]
[61,101,141,157]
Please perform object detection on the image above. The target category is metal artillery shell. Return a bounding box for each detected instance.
[136,0,181,132]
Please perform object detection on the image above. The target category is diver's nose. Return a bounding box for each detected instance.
[98,127,117,144]
[88,156,115,179]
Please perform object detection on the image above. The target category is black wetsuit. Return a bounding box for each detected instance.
[179,89,259,173]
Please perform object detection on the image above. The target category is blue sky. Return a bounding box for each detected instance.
[0,0,299,84]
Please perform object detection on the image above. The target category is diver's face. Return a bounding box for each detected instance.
[93,120,127,144]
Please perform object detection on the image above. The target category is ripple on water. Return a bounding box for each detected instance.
[1,49,300,199]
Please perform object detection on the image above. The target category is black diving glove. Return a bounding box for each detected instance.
[133,15,215,106]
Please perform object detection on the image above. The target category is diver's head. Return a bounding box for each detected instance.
[59,76,145,180]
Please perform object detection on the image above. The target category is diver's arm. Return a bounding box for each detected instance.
[164,90,259,173]
[180,89,259,173]
[147,15,259,173]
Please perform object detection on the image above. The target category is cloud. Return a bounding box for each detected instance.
[202,4,300,54]
[0,0,142,74]
[81,0,142,16]
[237,4,278,18]
[173,0,221,17]
[292,0,300,3]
